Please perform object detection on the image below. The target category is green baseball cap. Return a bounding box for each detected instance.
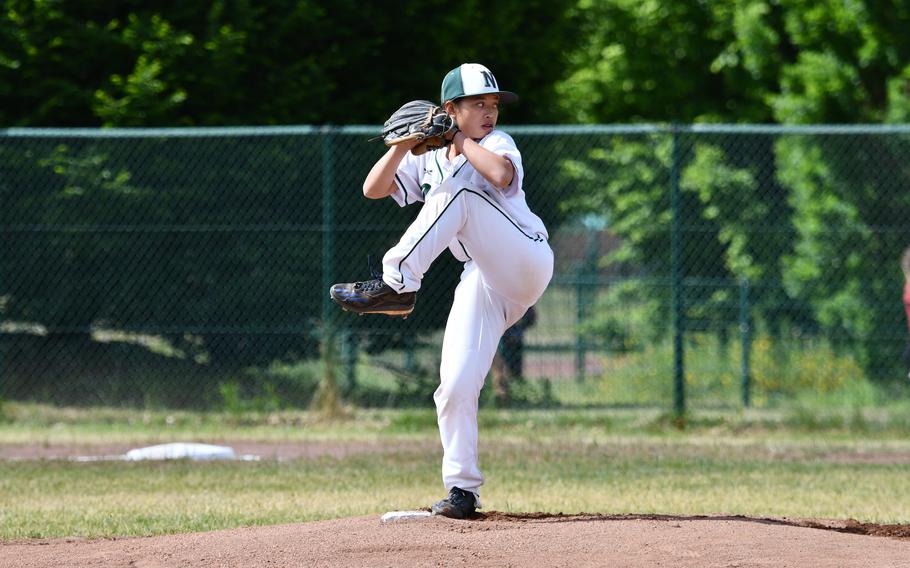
[441,63,519,105]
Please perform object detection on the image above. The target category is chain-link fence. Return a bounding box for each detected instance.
[2,125,909,411]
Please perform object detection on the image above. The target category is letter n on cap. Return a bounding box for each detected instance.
[481,71,497,89]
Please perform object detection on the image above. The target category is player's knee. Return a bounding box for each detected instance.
[434,372,482,408]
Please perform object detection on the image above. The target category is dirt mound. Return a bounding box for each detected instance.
[479,511,910,539]
[3,513,909,568]
[803,517,910,539]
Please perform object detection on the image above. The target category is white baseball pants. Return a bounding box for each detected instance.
[382,179,553,501]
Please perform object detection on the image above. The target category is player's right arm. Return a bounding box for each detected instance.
[362,145,413,199]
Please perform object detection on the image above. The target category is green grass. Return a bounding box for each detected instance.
[4,400,910,444]
[0,456,438,538]
[2,442,908,539]
[1,403,910,538]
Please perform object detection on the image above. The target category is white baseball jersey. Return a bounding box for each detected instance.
[389,129,548,262]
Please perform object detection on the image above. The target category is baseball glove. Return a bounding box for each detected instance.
[376,100,458,155]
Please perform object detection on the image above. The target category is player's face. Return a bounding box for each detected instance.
[451,94,500,140]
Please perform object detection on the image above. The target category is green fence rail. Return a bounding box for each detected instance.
[2,124,909,411]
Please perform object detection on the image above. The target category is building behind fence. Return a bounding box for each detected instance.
[1,125,909,411]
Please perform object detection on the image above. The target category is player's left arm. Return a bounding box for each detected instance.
[452,131,514,189]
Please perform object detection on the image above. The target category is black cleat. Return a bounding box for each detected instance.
[330,259,416,317]
[431,487,477,519]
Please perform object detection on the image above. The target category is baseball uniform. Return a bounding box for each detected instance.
[382,127,553,503]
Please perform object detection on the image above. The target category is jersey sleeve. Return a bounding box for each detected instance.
[477,130,524,198]
[388,151,425,207]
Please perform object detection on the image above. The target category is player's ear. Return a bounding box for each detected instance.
[444,101,456,117]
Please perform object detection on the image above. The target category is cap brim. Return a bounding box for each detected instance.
[497,91,519,104]
[448,90,519,104]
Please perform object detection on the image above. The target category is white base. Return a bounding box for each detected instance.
[380,510,433,523]
[125,443,237,461]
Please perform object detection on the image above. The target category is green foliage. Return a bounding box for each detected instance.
[727,0,910,124]
[561,135,671,268]
[480,376,556,409]
[562,132,804,347]
[577,280,663,353]
[558,0,771,123]
[0,135,324,370]
[776,133,910,378]
[4,0,910,127]
[4,0,910,405]
[682,144,763,280]
[771,0,910,123]
[217,358,324,413]
[218,380,281,415]
[774,51,866,123]
[886,63,910,122]
[561,132,906,385]
[748,335,866,400]
[556,0,910,125]
[0,1,579,126]
[589,332,876,407]
[92,14,194,126]
[553,0,910,379]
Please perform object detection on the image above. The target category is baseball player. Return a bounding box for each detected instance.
[331,63,553,518]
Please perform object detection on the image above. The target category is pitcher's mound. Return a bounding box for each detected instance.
[3,513,909,568]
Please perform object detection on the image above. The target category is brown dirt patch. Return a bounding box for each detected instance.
[0,440,437,461]
[6,440,910,466]
[811,450,910,465]
[2,513,909,568]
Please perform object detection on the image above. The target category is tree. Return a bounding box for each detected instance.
[0,1,582,400]
[557,0,910,381]
[0,1,579,127]
[556,0,773,123]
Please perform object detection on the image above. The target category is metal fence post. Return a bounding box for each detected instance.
[575,226,600,381]
[670,125,686,417]
[405,333,416,374]
[341,328,357,395]
[321,127,336,327]
[740,277,752,407]
[575,267,585,381]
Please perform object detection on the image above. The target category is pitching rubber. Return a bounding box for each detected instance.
[380,510,432,523]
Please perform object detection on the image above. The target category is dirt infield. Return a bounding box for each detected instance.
[5,440,910,465]
[0,440,439,461]
[3,513,909,568]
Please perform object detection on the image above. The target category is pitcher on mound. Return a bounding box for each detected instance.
[331,63,553,519]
